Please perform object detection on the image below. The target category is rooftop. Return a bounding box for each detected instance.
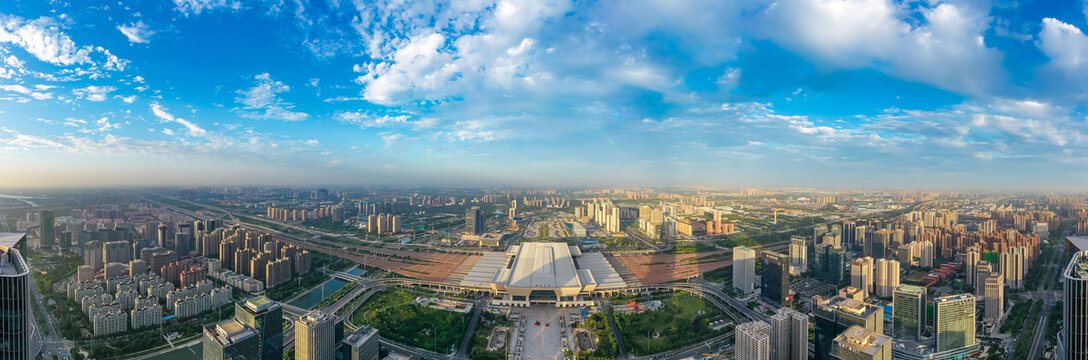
[0,233,26,251]
[835,325,891,355]
[207,319,256,345]
[1068,236,1088,253]
[344,325,378,347]
[243,296,279,313]
[504,242,581,289]
[896,284,926,295]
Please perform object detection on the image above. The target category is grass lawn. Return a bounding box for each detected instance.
[349,289,470,354]
[613,292,730,356]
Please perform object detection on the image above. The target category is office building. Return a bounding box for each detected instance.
[736,320,771,360]
[789,236,807,276]
[770,308,808,360]
[1059,251,1088,360]
[733,246,756,293]
[233,296,283,360]
[296,312,342,360]
[39,210,54,247]
[893,285,925,341]
[850,257,874,297]
[466,206,485,235]
[984,272,1003,323]
[814,244,846,284]
[812,295,884,360]
[761,251,790,307]
[203,318,260,360]
[934,294,975,352]
[0,233,31,360]
[873,259,899,298]
[338,325,379,360]
[830,325,892,360]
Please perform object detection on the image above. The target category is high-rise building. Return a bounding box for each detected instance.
[733,246,756,294]
[735,320,771,360]
[812,296,884,360]
[850,257,874,297]
[39,210,54,247]
[761,251,791,307]
[203,318,260,360]
[830,325,892,360]
[789,236,807,276]
[873,259,899,298]
[975,261,992,295]
[1001,246,1026,290]
[466,206,484,235]
[984,272,1004,323]
[337,325,379,360]
[965,246,980,286]
[892,284,925,341]
[814,244,846,284]
[233,296,283,360]
[770,308,808,360]
[1060,251,1088,360]
[934,293,975,352]
[296,312,343,360]
[0,233,31,360]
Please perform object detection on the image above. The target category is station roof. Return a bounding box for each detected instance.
[1068,236,1088,253]
[504,242,582,289]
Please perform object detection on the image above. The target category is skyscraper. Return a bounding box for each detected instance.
[812,296,884,360]
[761,251,790,307]
[789,236,807,276]
[873,259,899,298]
[893,284,925,341]
[1001,246,1026,290]
[984,272,1004,323]
[203,318,260,360]
[466,206,484,235]
[296,312,343,360]
[233,296,283,360]
[736,320,771,360]
[733,246,756,294]
[830,325,892,360]
[814,244,846,284]
[965,246,980,286]
[934,293,975,352]
[975,261,992,295]
[850,257,874,297]
[770,308,808,360]
[337,325,379,360]
[39,210,54,247]
[0,233,31,360]
[1060,251,1088,360]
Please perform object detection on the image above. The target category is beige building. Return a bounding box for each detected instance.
[851,257,874,297]
[733,246,756,294]
[873,259,899,298]
[296,312,342,360]
[984,272,1004,323]
[736,320,771,360]
[489,243,619,307]
[131,304,163,329]
[770,308,808,360]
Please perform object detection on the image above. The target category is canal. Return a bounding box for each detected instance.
[288,278,350,309]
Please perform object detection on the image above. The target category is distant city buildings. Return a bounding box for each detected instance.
[266,206,345,222]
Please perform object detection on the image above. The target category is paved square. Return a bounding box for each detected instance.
[515,306,575,360]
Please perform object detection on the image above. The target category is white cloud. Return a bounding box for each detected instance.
[0,15,127,72]
[117,21,154,43]
[116,95,137,103]
[0,84,53,100]
[755,0,1004,96]
[173,0,241,16]
[72,85,116,101]
[235,73,309,121]
[1038,18,1088,76]
[150,102,208,137]
[335,112,411,128]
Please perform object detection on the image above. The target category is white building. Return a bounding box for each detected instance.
[736,320,771,360]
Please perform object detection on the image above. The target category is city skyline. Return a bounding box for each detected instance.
[2,1,1088,189]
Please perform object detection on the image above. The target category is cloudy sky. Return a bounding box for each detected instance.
[0,0,1087,189]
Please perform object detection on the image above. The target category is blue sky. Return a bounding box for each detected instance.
[1,0,1087,189]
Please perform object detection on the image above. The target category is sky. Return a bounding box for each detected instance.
[1,0,1088,190]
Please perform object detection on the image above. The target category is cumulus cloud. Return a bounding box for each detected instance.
[117,21,154,43]
[0,84,53,101]
[235,73,309,121]
[0,15,127,72]
[335,112,411,128]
